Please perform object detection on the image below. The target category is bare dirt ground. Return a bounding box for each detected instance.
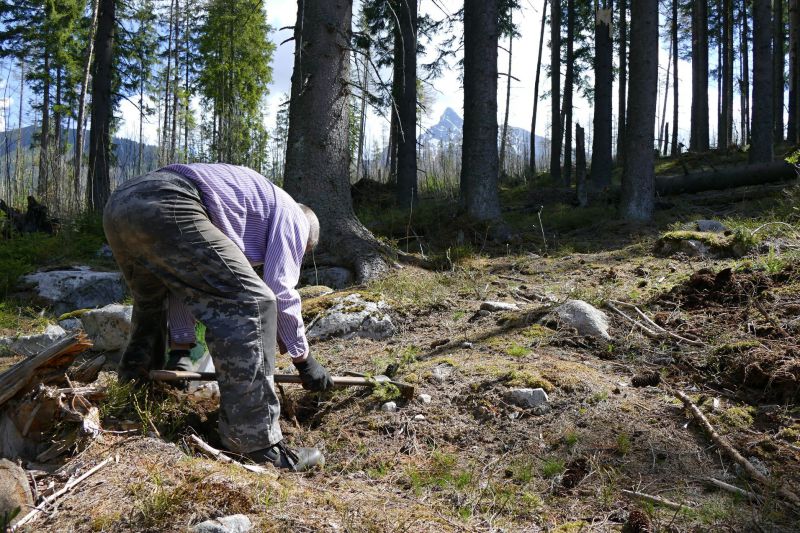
[6,182,800,532]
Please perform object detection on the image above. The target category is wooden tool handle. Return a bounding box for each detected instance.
[149,369,373,387]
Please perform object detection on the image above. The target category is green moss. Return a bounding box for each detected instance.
[521,324,554,339]
[713,340,761,355]
[503,369,554,392]
[540,457,566,478]
[718,406,755,430]
[505,343,530,358]
[660,230,730,247]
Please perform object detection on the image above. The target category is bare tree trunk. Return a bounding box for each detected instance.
[499,10,513,180]
[170,0,180,162]
[183,0,190,161]
[721,0,734,148]
[15,59,25,202]
[671,0,679,155]
[616,0,627,162]
[162,0,174,164]
[751,0,774,163]
[575,124,587,207]
[621,0,658,221]
[563,0,574,187]
[394,0,418,209]
[789,0,799,142]
[284,0,391,282]
[460,0,502,222]
[591,4,613,190]
[356,54,368,182]
[38,51,50,200]
[87,0,115,211]
[658,43,672,153]
[529,0,548,176]
[550,0,562,181]
[740,1,751,144]
[774,0,785,141]
[691,0,710,150]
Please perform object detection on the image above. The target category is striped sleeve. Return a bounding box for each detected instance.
[263,202,309,360]
[168,293,196,345]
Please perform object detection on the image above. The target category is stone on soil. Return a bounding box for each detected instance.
[418,393,432,404]
[19,266,126,315]
[552,300,611,340]
[300,266,353,290]
[480,301,520,312]
[307,293,395,341]
[58,317,83,331]
[0,459,33,526]
[191,514,253,533]
[506,388,550,409]
[0,324,68,357]
[380,401,397,413]
[79,304,132,351]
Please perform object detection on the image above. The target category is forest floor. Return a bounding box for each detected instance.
[1,165,800,532]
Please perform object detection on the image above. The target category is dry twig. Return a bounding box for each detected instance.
[608,300,705,346]
[187,434,277,477]
[620,489,689,511]
[704,477,759,501]
[674,389,800,507]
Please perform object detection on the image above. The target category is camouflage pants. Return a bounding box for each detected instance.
[103,171,282,452]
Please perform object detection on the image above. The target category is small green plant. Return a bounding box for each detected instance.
[588,390,609,405]
[540,457,566,478]
[616,433,632,456]
[370,381,402,403]
[563,431,579,448]
[507,457,536,484]
[505,343,530,358]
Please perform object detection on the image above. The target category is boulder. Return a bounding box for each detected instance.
[506,388,550,409]
[655,231,752,258]
[0,325,68,357]
[19,267,126,315]
[298,285,334,299]
[480,301,520,312]
[300,267,353,290]
[307,294,395,341]
[0,459,33,527]
[191,515,253,533]
[79,304,132,351]
[552,300,611,340]
[58,318,83,332]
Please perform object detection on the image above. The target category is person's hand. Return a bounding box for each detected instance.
[292,353,334,391]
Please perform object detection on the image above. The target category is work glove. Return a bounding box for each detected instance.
[293,353,334,391]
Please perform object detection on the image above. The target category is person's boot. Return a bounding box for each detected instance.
[165,349,194,372]
[244,441,324,472]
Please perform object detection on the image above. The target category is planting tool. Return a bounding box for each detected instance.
[150,370,415,400]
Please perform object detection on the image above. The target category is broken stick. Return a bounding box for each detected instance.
[13,456,113,529]
[187,434,276,477]
[621,489,689,511]
[674,390,800,507]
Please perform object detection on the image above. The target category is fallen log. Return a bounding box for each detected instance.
[0,333,92,408]
[656,161,798,196]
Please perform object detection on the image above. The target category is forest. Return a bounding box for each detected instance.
[0,0,799,531]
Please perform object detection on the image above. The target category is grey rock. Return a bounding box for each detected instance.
[418,394,432,404]
[552,300,611,340]
[693,220,729,233]
[683,239,711,257]
[80,304,132,351]
[0,324,68,357]
[430,364,453,383]
[461,341,474,349]
[307,294,395,341]
[0,459,33,527]
[20,267,126,315]
[506,388,550,409]
[413,414,426,421]
[480,301,520,312]
[191,514,253,533]
[380,401,397,413]
[58,317,83,332]
[300,266,353,290]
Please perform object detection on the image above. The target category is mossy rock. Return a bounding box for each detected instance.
[655,230,756,258]
[298,285,334,299]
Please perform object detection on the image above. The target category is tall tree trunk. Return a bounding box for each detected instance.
[284,0,391,282]
[550,0,562,181]
[184,1,190,162]
[529,0,548,176]
[395,0,418,209]
[460,0,502,222]
[691,0,710,151]
[621,0,658,221]
[356,53,369,181]
[38,51,50,200]
[15,59,24,201]
[499,10,513,179]
[575,124,587,206]
[170,0,180,161]
[740,2,751,144]
[789,0,799,142]
[138,55,145,176]
[658,43,672,153]
[721,0,734,148]
[616,0,627,162]
[162,0,174,164]
[671,0,679,155]
[591,5,613,190]
[87,0,115,211]
[774,0,785,141]
[751,0,774,163]
[563,0,575,187]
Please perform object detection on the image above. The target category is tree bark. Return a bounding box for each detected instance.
[87,0,115,211]
[774,0,785,141]
[751,0,774,163]
[499,10,513,180]
[284,0,391,282]
[616,0,627,163]
[460,0,501,222]
[575,124,587,207]
[691,0,710,151]
[721,0,734,148]
[74,0,99,200]
[591,6,613,190]
[671,0,679,155]
[171,0,180,162]
[620,0,658,221]
[394,0,418,209]
[550,0,562,181]
[529,0,548,176]
[740,1,751,144]
[563,0,574,187]
[38,51,50,200]
[657,161,795,194]
[658,43,672,154]
[15,59,24,201]
[162,0,174,164]
[789,0,799,142]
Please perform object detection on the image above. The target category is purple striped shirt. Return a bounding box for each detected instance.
[162,163,310,360]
